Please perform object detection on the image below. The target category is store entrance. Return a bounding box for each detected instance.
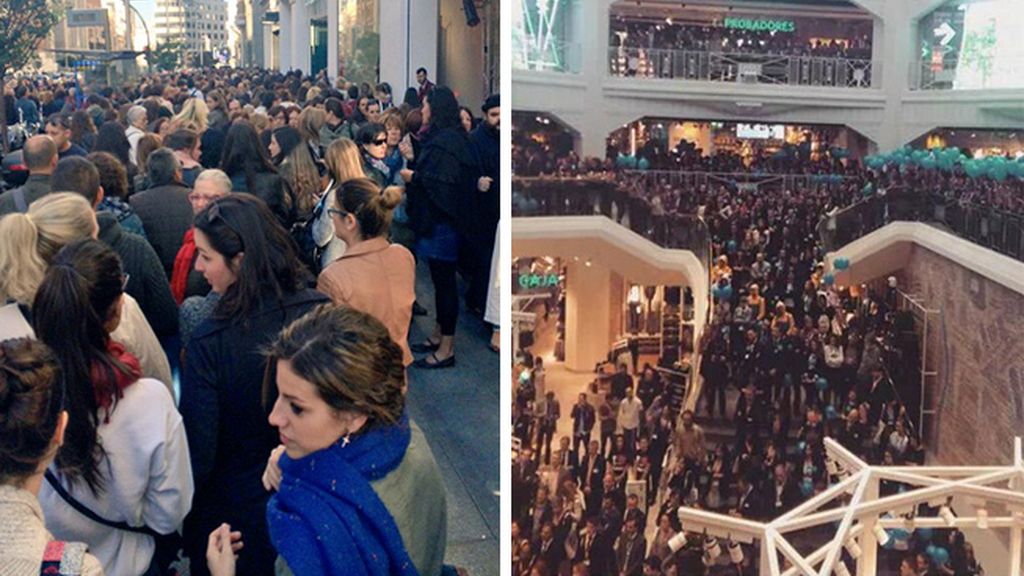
[310,18,328,77]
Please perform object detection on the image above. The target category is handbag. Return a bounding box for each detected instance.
[44,470,188,576]
[289,189,330,275]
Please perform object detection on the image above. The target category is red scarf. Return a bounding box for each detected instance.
[90,340,142,421]
[171,228,196,304]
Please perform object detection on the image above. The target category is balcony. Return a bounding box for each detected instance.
[609,47,880,89]
[911,58,1024,92]
[819,188,1024,263]
[512,177,711,271]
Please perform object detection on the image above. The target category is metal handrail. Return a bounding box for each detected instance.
[818,188,1024,262]
[609,46,880,88]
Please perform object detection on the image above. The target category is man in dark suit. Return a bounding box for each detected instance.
[555,435,580,483]
[610,363,632,402]
[622,493,646,531]
[576,516,615,576]
[732,475,762,520]
[765,463,802,517]
[582,440,606,514]
[615,518,646,576]
[129,148,193,278]
[534,522,563,572]
[513,448,539,524]
[0,135,55,215]
[537,391,560,465]
[529,486,554,541]
[572,393,597,455]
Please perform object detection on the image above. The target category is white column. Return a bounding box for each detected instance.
[564,261,615,372]
[291,0,310,74]
[876,2,912,151]
[380,0,438,96]
[278,0,292,71]
[326,0,338,82]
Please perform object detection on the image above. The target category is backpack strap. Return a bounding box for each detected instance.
[41,540,88,575]
[44,469,157,537]
[14,186,28,214]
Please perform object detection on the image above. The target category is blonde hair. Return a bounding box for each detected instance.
[298,107,325,143]
[0,193,96,304]
[250,112,269,134]
[174,98,209,133]
[324,138,365,185]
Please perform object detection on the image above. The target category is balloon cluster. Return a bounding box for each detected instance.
[864,145,1024,181]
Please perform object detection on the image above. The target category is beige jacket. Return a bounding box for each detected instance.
[0,485,104,576]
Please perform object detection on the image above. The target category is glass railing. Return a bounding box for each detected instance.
[911,58,1024,91]
[624,170,853,193]
[512,40,583,74]
[608,47,880,88]
[818,188,1024,262]
[512,176,712,272]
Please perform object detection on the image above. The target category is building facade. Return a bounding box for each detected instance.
[155,0,230,67]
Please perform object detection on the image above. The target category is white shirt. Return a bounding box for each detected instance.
[39,378,194,576]
[125,125,145,166]
[617,397,643,431]
[113,294,174,398]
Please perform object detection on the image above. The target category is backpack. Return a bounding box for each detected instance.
[289,190,330,275]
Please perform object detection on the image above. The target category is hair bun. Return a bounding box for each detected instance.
[379,186,403,211]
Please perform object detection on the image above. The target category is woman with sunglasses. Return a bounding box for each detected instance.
[317,178,414,367]
[208,304,447,576]
[357,123,392,189]
[34,239,193,576]
[180,194,328,576]
[0,337,104,575]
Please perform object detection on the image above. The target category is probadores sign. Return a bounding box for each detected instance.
[723,17,796,33]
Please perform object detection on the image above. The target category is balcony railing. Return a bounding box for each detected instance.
[911,58,1024,91]
[818,188,1024,262]
[623,170,853,193]
[512,177,711,273]
[609,47,880,88]
[512,39,583,74]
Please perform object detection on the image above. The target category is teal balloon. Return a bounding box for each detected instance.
[721,285,733,300]
[917,527,934,541]
[990,160,1009,181]
[925,544,937,557]
[823,272,835,285]
[800,478,814,496]
[816,376,828,391]
[890,528,910,540]
[861,182,875,197]
[930,547,950,566]
[637,157,650,171]
[712,285,722,299]
[834,257,850,270]
[727,239,738,253]
[825,404,838,419]
[920,156,937,170]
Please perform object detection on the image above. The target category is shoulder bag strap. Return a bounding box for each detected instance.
[44,469,157,537]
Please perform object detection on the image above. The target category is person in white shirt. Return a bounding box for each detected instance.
[125,106,148,167]
[33,239,193,576]
[617,385,643,460]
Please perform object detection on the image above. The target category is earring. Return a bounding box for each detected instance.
[340,432,352,448]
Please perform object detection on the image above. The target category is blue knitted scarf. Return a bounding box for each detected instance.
[267,412,419,576]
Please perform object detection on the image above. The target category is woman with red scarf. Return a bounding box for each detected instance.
[32,239,194,576]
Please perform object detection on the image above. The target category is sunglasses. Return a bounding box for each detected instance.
[371,139,387,146]
[207,200,243,239]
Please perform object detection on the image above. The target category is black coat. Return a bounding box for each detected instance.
[229,171,295,229]
[97,213,178,337]
[179,288,329,576]
[129,182,193,278]
[406,126,478,237]
[466,122,499,241]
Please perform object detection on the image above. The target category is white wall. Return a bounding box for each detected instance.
[512,0,1024,156]
[380,0,438,96]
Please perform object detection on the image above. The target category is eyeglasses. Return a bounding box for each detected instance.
[327,208,349,219]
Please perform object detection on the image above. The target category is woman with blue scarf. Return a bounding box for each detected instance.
[206,304,447,576]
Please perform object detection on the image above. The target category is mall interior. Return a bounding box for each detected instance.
[511,0,1024,575]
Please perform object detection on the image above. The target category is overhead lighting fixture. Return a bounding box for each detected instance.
[704,536,722,560]
[728,540,744,564]
[940,503,956,526]
[873,524,890,546]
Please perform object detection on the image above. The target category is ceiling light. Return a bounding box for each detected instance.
[873,524,890,546]
[728,540,744,564]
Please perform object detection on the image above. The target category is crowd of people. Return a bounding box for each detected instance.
[510,140,995,574]
[0,66,500,576]
[610,19,873,60]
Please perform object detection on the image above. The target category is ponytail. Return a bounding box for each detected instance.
[32,240,132,494]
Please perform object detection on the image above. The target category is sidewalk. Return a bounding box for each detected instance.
[407,261,500,575]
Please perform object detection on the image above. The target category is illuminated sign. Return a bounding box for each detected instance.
[518,273,559,289]
[723,17,796,33]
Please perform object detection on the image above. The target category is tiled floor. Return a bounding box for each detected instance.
[407,261,500,575]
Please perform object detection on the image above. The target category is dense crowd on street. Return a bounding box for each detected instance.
[510,139,991,575]
[0,66,500,576]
